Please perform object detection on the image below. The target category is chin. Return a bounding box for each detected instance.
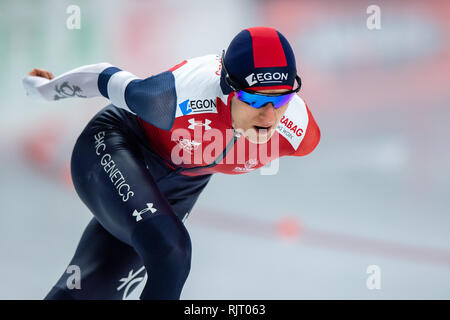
[246,130,274,144]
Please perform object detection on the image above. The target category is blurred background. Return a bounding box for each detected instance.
[0,0,449,299]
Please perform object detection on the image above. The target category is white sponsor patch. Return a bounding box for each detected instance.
[245,72,289,86]
[276,95,309,150]
[172,55,227,118]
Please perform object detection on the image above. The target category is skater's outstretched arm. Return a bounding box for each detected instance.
[22,63,177,130]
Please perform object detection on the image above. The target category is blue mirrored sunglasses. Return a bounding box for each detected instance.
[235,90,295,109]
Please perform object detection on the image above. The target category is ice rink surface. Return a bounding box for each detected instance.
[0,0,449,299]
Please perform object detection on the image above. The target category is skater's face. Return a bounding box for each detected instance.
[230,89,290,144]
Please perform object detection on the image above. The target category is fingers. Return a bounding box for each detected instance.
[28,68,54,80]
[43,70,54,80]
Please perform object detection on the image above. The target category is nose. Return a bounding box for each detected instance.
[257,103,276,125]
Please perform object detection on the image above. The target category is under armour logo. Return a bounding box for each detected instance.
[132,203,157,222]
[188,118,211,130]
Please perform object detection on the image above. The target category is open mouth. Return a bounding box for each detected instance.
[253,125,271,133]
[254,125,271,130]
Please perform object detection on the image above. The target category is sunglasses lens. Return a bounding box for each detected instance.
[236,91,294,109]
[270,94,294,109]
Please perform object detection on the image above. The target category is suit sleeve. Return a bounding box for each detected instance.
[293,103,321,156]
[23,62,178,131]
[97,67,177,130]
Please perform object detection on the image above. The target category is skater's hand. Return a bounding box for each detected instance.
[28,68,54,80]
[23,68,55,98]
